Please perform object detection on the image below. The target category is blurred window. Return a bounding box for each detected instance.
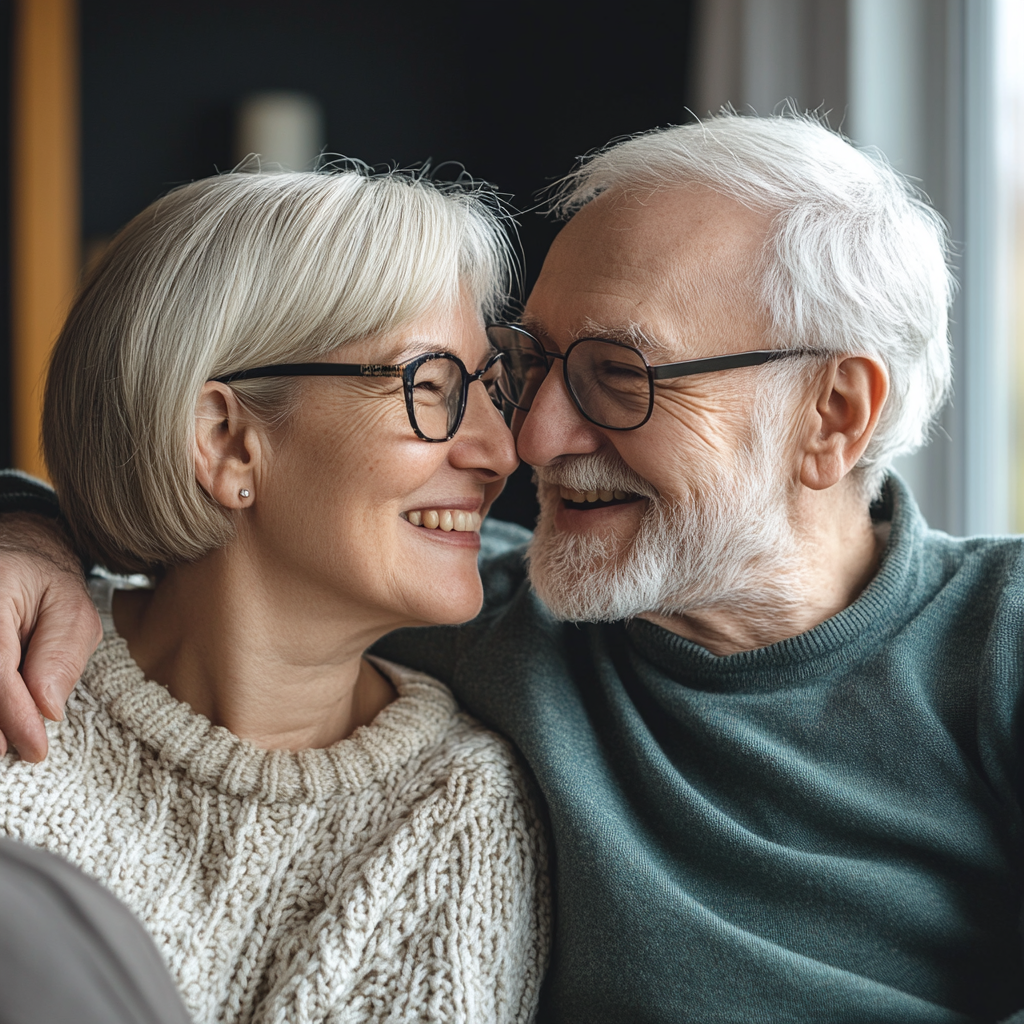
[1002,0,1024,530]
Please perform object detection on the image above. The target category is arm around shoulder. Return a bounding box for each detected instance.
[0,472,100,761]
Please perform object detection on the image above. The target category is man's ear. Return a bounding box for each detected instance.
[799,356,889,491]
[194,383,262,508]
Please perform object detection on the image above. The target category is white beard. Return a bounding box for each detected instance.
[526,426,808,627]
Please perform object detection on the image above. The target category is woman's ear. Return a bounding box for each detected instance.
[798,356,889,491]
[194,383,262,508]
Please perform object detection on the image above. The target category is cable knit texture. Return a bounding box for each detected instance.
[0,585,549,1024]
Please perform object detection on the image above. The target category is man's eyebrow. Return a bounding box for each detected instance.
[516,316,673,358]
[578,320,674,359]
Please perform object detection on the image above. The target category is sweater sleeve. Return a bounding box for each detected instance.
[0,470,63,519]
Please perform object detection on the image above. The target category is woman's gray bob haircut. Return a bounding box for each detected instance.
[552,112,955,499]
[44,167,514,573]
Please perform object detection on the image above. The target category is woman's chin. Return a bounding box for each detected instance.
[405,580,483,628]
[397,520,485,625]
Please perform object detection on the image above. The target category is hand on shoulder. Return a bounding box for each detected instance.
[0,513,100,762]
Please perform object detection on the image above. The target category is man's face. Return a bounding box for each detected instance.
[516,185,805,622]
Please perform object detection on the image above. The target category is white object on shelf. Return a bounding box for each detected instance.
[235,91,325,171]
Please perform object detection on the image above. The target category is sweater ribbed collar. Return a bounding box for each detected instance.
[623,474,928,692]
[82,634,459,803]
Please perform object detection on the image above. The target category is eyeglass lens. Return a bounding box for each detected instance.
[566,339,651,429]
[486,327,548,411]
[409,355,464,440]
[409,353,509,440]
[486,327,653,430]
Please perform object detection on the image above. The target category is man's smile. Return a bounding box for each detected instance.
[558,485,643,510]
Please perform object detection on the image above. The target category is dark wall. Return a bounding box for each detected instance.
[6,0,698,521]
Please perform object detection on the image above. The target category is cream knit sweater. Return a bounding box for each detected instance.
[0,582,549,1023]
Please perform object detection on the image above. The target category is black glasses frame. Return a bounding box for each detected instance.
[487,323,815,431]
[211,350,507,442]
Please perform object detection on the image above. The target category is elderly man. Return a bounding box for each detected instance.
[1,114,1022,1023]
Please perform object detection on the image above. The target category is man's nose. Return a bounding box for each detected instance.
[514,360,604,467]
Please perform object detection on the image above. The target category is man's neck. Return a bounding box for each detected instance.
[641,481,886,656]
[111,546,397,750]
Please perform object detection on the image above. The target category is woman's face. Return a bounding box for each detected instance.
[244,292,518,635]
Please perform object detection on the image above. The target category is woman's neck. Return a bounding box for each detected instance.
[112,547,397,750]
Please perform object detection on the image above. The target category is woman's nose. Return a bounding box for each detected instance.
[450,379,519,479]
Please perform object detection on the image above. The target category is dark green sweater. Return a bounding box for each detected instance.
[376,477,1024,1023]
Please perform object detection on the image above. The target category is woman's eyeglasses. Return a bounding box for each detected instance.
[211,350,508,442]
[485,323,814,431]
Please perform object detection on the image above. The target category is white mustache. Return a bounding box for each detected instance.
[534,454,658,500]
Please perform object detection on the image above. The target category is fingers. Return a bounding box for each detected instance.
[0,512,95,761]
[20,587,102,725]
[0,650,49,763]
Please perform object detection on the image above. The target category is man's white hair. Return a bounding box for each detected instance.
[551,112,956,499]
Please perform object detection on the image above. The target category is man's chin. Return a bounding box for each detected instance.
[526,514,661,623]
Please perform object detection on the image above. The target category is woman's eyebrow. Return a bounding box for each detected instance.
[382,341,460,363]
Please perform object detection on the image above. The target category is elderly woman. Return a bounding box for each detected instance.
[0,169,548,1023]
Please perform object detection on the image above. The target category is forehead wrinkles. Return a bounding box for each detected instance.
[530,188,770,359]
[626,200,769,356]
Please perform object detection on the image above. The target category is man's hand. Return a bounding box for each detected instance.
[0,514,101,762]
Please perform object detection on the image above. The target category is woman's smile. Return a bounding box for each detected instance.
[401,501,484,549]
[403,508,483,532]
[245,292,516,633]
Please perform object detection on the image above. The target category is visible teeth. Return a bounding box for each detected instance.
[408,509,483,531]
[556,484,635,505]
[452,511,482,532]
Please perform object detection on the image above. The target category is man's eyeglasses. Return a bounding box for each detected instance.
[211,350,508,442]
[485,324,814,431]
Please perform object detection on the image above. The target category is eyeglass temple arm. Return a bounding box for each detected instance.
[650,349,803,380]
[210,363,404,384]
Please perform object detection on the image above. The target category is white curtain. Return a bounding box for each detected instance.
[693,0,1006,535]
